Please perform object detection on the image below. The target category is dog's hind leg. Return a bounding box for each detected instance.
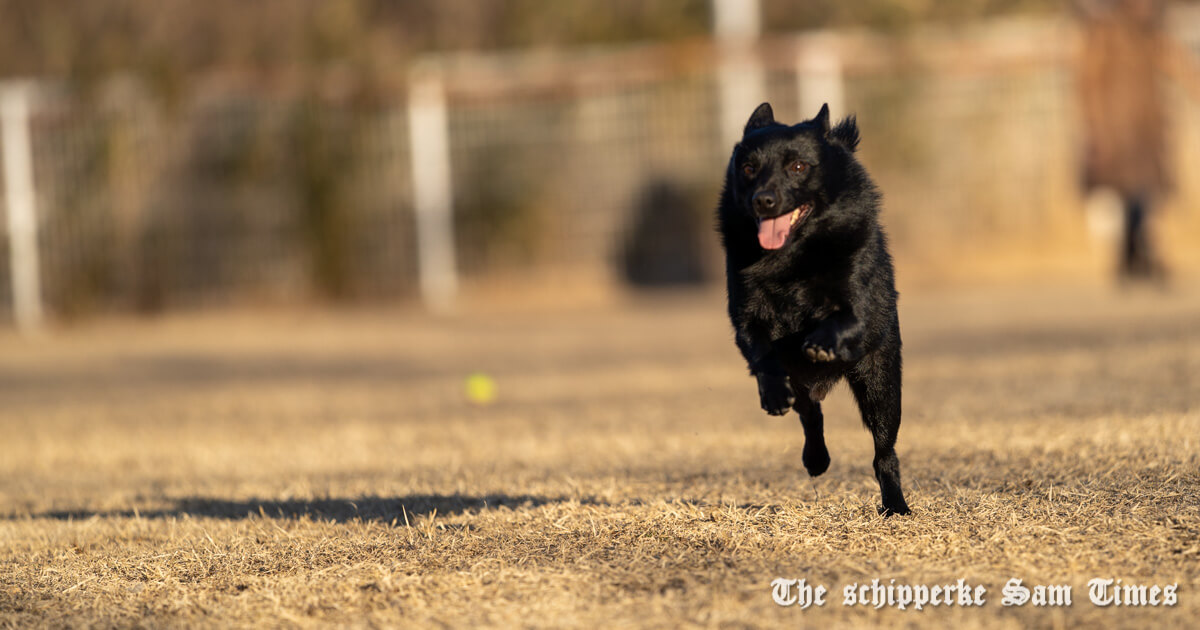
[846,349,911,516]
[789,376,831,477]
[795,396,831,477]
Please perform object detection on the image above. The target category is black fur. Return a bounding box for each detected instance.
[717,102,911,516]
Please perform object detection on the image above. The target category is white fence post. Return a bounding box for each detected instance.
[407,71,458,312]
[796,33,846,121]
[0,81,44,333]
[713,0,767,148]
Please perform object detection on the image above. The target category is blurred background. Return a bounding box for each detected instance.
[0,0,1198,326]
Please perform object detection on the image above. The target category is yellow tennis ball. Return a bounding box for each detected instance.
[465,373,497,404]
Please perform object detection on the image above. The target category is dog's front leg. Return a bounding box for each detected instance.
[801,309,866,363]
[754,364,793,416]
[737,331,794,416]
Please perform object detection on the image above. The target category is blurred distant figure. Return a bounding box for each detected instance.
[621,180,711,288]
[1077,0,1171,281]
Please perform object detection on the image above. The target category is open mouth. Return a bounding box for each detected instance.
[756,203,812,250]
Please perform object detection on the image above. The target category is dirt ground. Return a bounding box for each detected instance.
[1,284,1197,628]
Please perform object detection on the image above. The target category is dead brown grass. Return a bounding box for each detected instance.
[1,285,1198,628]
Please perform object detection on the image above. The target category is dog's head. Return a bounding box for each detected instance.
[728,102,861,250]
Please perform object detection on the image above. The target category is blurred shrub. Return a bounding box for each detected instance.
[0,0,1063,89]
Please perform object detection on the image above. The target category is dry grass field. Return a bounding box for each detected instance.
[1,284,1198,628]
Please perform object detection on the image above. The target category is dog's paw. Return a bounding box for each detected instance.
[803,327,862,363]
[803,341,837,362]
[878,499,912,518]
[802,326,839,362]
[802,443,830,477]
[756,373,794,416]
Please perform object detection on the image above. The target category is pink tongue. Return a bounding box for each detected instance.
[757,214,791,250]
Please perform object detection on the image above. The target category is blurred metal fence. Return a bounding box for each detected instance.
[4,83,420,317]
[3,13,1200,324]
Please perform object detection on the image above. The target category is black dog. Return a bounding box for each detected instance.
[717,102,910,516]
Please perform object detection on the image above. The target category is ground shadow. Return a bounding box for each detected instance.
[11,493,602,525]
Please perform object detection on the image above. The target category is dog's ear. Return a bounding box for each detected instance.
[829,115,860,152]
[744,102,775,134]
[812,103,831,135]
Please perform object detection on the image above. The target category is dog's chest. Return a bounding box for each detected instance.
[740,276,831,339]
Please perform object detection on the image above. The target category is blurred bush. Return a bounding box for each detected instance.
[0,1,1062,88]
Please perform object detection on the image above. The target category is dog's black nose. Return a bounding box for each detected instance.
[753,190,778,213]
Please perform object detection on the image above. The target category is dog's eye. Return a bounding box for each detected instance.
[741,164,756,178]
[789,161,808,174]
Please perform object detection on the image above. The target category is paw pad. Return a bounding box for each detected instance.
[804,343,837,362]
